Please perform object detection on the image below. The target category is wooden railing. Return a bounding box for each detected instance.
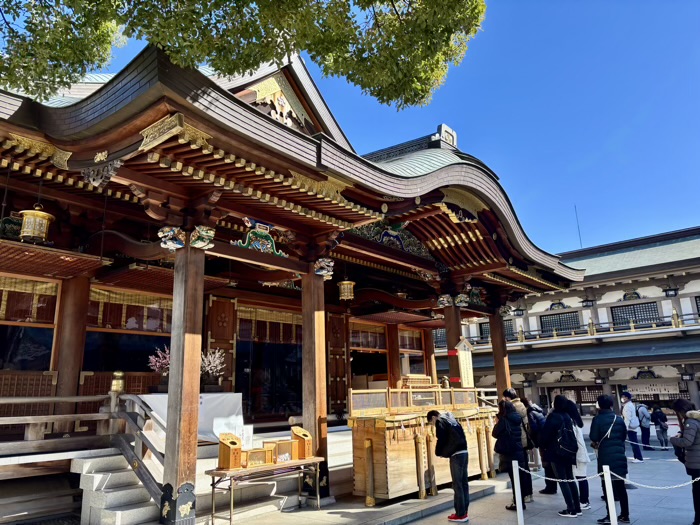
[472,311,700,347]
[0,376,165,504]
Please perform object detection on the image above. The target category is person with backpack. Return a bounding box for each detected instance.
[566,400,591,510]
[636,402,652,451]
[427,410,470,523]
[620,391,643,462]
[669,399,700,525]
[650,405,669,450]
[493,400,531,511]
[523,397,557,495]
[503,389,534,502]
[538,394,581,518]
[590,394,630,524]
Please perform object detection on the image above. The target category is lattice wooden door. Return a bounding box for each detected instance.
[206,297,236,391]
[327,313,348,418]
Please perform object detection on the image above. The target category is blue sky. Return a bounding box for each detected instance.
[107,1,700,254]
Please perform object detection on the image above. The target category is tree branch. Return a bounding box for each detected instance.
[0,8,17,34]
[389,0,403,22]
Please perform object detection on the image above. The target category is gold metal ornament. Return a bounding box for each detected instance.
[19,204,54,243]
[338,279,355,301]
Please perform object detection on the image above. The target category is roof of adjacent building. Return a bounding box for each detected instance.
[559,226,700,278]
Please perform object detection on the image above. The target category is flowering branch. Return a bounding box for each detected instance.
[148,345,170,375]
[201,348,226,379]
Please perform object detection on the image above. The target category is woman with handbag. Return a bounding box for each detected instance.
[590,394,630,524]
[669,399,700,525]
[650,405,669,450]
[493,400,531,511]
[566,400,591,509]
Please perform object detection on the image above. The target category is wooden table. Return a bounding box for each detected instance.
[206,456,324,524]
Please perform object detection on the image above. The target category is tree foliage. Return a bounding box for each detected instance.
[0,0,485,108]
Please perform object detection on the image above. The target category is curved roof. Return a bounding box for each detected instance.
[0,45,583,292]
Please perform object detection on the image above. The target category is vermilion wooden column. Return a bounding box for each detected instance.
[489,312,511,395]
[444,304,463,387]
[162,244,205,525]
[423,330,438,384]
[386,324,401,388]
[301,270,330,496]
[53,276,91,432]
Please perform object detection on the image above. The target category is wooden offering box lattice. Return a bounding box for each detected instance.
[347,387,496,501]
[243,448,274,467]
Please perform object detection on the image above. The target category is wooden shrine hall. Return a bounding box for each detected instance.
[0,46,583,523]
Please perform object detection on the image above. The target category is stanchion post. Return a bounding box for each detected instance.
[602,465,618,525]
[476,426,487,480]
[364,439,375,507]
[512,460,525,525]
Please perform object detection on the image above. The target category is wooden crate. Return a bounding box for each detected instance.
[218,433,242,470]
[401,375,433,389]
[291,426,313,459]
[263,439,299,463]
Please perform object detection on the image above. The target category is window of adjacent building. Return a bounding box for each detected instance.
[540,311,581,333]
[0,276,58,371]
[433,328,447,349]
[478,320,514,340]
[695,296,700,316]
[610,302,660,327]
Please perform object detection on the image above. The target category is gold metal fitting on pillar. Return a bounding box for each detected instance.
[111,370,125,393]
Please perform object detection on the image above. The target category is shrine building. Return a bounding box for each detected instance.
[0,46,583,522]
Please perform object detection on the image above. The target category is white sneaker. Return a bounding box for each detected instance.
[524,495,534,503]
[631,458,644,463]
[580,502,591,510]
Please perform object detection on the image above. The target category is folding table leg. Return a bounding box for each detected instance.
[230,479,234,525]
[316,465,320,510]
[298,470,302,509]
[211,477,216,522]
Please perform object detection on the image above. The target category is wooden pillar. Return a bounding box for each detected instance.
[423,330,438,384]
[489,312,511,396]
[301,270,330,496]
[53,276,91,432]
[161,244,205,525]
[386,324,401,388]
[445,304,462,386]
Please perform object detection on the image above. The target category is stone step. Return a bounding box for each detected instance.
[72,454,129,475]
[87,484,152,510]
[80,468,140,491]
[97,501,159,525]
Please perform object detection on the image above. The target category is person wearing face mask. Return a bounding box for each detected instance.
[669,399,700,525]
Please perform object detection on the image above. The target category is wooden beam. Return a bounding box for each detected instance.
[205,240,308,274]
[386,324,401,389]
[52,276,91,432]
[112,166,189,200]
[489,312,511,395]
[424,330,438,384]
[444,305,463,387]
[162,244,204,524]
[301,270,329,496]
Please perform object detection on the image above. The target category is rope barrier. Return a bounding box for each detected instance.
[516,465,602,483]
[623,440,670,450]
[515,464,699,489]
[610,471,700,490]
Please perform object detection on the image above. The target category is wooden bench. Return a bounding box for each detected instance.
[205,456,324,524]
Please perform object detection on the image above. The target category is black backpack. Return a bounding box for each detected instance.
[554,415,578,461]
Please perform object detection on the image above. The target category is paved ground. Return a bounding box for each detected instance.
[410,447,695,525]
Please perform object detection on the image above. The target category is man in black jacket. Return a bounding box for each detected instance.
[428,410,470,523]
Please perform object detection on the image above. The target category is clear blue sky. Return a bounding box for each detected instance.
[107,1,700,255]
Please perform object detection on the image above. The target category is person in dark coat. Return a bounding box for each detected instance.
[650,405,669,450]
[538,394,581,518]
[492,400,532,511]
[523,397,556,494]
[670,399,700,525]
[428,410,470,523]
[590,394,630,524]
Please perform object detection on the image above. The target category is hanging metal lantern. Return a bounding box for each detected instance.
[19,203,54,243]
[338,280,355,301]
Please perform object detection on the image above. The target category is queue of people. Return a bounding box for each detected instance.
[429,390,700,524]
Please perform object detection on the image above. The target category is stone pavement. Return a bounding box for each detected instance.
[410,446,695,525]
